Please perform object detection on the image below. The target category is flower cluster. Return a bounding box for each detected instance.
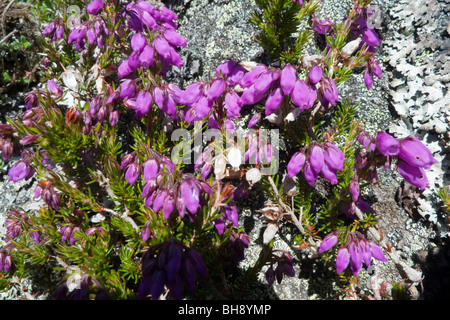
[265,250,295,285]
[7,150,34,183]
[138,238,208,300]
[376,133,436,189]
[0,250,12,273]
[348,7,381,53]
[318,231,387,276]
[357,131,436,190]
[60,225,81,246]
[121,151,216,223]
[34,180,61,211]
[287,142,345,186]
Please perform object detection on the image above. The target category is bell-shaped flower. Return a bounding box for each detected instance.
[396,159,429,190]
[119,79,137,99]
[239,85,266,106]
[290,79,310,110]
[248,112,262,128]
[349,241,364,276]
[163,29,187,47]
[280,64,296,95]
[143,158,159,181]
[254,71,273,95]
[215,60,246,86]
[376,132,400,156]
[239,64,267,88]
[349,175,359,202]
[181,82,203,106]
[369,242,388,262]
[163,194,175,219]
[318,232,339,253]
[323,142,345,172]
[303,161,319,186]
[153,36,171,60]
[179,179,200,215]
[139,45,155,68]
[320,162,338,184]
[47,80,63,97]
[398,136,436,170]
[152,189,168,213]
[311,13,334,35]
[207,78,226,102]
[358,130,376,152]
[140,10,157,29]
[131,32,147,53]
[265,87,284,115]
[361,28,381,48]
[309,143,324,175]
[125,162,141,185]
[308,65,323,85]
[8,160,33,182]
[87,0,104,15]
[318,77,338,110]
[118,59,133,78]
[227,147,242,170]
[287,151,306,178]
[135,91,153,118]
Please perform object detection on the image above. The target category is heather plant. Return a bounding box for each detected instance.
[0,0,436,300]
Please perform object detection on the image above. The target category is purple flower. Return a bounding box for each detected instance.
[287,151,306,178]
[376,132,400,156]
[134,91,153,118]
[139,45,155,68]
[290,79,311,110]
[125,162,141,185]
[138,239,208,300]
[318,232,339,253]
[265,87,284,115]
[239,64,267,88]
[163,194,175,219]
[265,251,295,285]
[308,65,323,85]
[396,159,429,190]
[364,56,382,90]
[357,130,376,152]
[8,160,33,182]
[324,232,388,276]
[280,64,296,95]
[318,77,338,110]
[311,13,334,35]
[349,174,359,202]
[163,29,187,47]
[153,86,177,119]
[361,28,381,48]
[87,0,104,15]
[323,142,345,172]
[215,60,246,86]
[179,179,200,215]
[398,136,436,170]
[309,143,324,175]
[239,84,266,106]
[207,78,226,102]
[247,112,262,128]
[47,80,63,97]
[131,33,147,53]
[143,158,159,181]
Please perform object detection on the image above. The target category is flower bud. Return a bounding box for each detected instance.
[375,132,400,156]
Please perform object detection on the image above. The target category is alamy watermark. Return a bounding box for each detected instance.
[170,122,282,176]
